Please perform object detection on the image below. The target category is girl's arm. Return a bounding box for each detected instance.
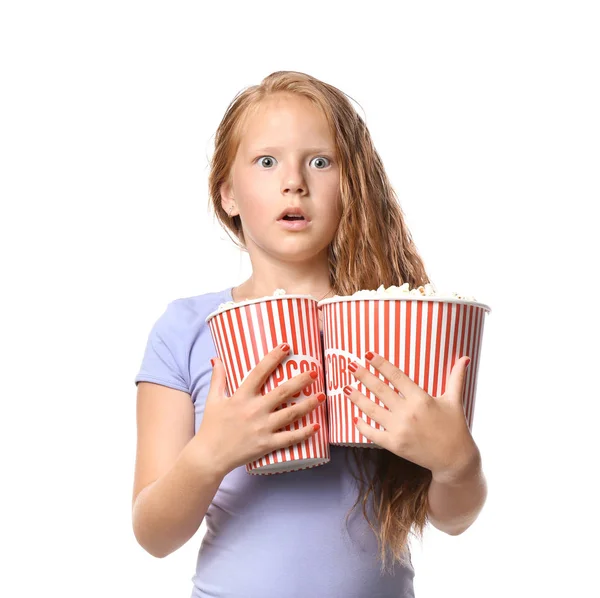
[132,382,226,559]
[132,437,224,558]
[426,449,488,536]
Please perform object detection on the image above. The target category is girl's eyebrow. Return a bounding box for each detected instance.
[250,146,335,154]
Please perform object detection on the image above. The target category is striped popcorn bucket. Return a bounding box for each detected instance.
[317,296,492,447]
[205,295,330,474]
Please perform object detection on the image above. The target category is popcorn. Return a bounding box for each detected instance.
[217,284,478,314]
[217,288,288,313]
[217,300,237,312]
[331,283,477,302]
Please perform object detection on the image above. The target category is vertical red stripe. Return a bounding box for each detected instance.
[306,300,315,357]
[296,299,307,355]
[451,304,461,373]
[459,303,468,369]
[288,299,298,354]
[404,301,411,375]
[395,301,401,374]
[463,305,474,417]
[354,300,366,442]
[246,305,260,370]
[434,302,443,397]
[234,308,251,373]
[266,301,278,348]
[425,301,433,395]
[415,301,422,386]
[442,304,452,394]
[374,300,380,358]
[384,300,390,360]
[224,310,242,390]
[276,300,288,347]
[265,302,279,396]
[364,302,372,427]
[308,301,317,367]
[346,300,353,356]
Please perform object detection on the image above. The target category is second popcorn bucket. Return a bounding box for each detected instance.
[205,294,330,475]
[318,290,492,447]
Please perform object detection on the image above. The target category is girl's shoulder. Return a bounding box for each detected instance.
[141,286,233,352]
[164,286,233,326]
[134,286,233,391]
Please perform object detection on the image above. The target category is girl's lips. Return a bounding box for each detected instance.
[277,218,310,231]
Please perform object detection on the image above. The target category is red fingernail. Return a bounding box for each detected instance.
[281,343,290,353]
[317,393,326,402]
[343,385,353,396]
[210,358,216,367]
[348,361,358,372]
[353,416,358,425]
[365,351,374,361]
[309,370,318,379]
[466,357,471,368]
[313,423,321,432]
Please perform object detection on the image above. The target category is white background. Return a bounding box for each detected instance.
[1,1,598,596]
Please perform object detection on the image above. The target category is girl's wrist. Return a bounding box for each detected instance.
[432,444,482,486]
[184,435,230,483]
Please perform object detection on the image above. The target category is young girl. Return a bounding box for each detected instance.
[132,70,487,598]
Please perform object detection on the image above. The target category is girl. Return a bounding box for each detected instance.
[133,70,487,598]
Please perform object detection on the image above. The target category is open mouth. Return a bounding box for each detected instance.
[281,215,305,221]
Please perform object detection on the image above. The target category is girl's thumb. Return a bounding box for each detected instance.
[208,356,226,398]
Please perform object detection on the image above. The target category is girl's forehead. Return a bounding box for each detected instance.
[239,97,333,148]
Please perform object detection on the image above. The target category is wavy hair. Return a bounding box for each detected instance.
[208,71,433,573]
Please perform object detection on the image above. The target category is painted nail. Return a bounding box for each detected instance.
[281,343,290,353]
[317,392,326,402]
[365,351,374,361]
[313,423,321,432]
[309,370,318,379]
[348,361,358,372]
[353,416,358,425]
[343,385,353,396]
[210,358,216,368]
[466,357,471,368]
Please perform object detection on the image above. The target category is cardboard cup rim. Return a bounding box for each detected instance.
[205,294,319,324]
[317,296,492,314]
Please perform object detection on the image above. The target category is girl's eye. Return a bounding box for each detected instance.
[256,156,332,169]
[257,156,276,168]
[310,156,331,169]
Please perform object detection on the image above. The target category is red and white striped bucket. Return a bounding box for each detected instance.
[317,296,492,447]
[205,296,330,474]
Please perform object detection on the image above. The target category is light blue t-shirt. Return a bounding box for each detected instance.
[135,286,415,598]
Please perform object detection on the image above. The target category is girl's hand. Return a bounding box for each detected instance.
[193,344,324,477]
[344,352,479,484]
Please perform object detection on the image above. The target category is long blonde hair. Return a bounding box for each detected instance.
[208,71,433,573]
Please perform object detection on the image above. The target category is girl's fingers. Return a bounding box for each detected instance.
[238,343,293,397]
[267,368,319,412]
[269,393,325,431]
[269,419,321,452]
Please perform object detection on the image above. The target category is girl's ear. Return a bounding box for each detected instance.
[220,181,236,214]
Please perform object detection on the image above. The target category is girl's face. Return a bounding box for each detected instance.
[221,93,342,263]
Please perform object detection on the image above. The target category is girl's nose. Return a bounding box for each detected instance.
[281,172,306,195]
[282,181,306,194]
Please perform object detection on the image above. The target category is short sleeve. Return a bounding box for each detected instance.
[134,301,190,393]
